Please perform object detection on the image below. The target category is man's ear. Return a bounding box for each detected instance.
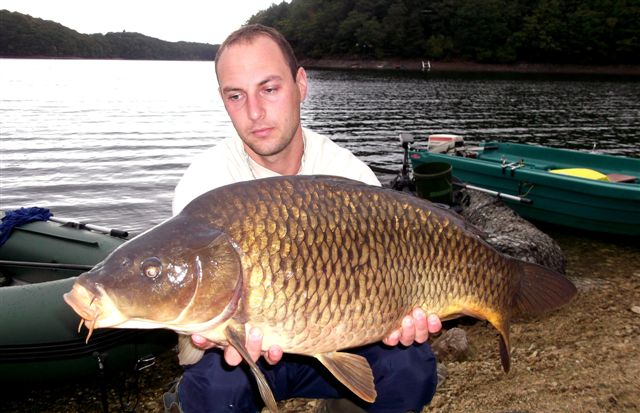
[296,67,308,101]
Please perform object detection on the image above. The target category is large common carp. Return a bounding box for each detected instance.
[64,175,576,412]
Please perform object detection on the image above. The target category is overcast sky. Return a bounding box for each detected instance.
[2,0,289,44]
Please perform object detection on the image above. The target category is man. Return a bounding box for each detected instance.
[167,24,441,413]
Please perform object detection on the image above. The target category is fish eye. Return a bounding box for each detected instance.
[141,257,162,279]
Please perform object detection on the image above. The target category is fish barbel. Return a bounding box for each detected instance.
[64,175,576,412]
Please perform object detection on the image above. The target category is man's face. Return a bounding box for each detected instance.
[216,36,307,159]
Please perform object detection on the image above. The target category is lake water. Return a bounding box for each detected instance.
[1,59,639,233]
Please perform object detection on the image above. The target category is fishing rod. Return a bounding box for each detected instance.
[368,166,533,204]
[452,182,533,204]
[49,216,129,238]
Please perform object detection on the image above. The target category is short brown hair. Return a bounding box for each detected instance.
[215,24,299,80]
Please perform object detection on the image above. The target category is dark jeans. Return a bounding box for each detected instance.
[178,342,437,413]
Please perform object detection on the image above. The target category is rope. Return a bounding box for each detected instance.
[0,207,52,246]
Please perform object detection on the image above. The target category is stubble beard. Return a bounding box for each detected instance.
[244,124,298,158]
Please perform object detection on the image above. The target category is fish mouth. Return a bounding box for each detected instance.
[63,283,128,342]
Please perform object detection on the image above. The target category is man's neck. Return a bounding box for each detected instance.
[246,130,305,176]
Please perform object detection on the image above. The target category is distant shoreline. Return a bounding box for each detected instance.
[301,58,640,76]
[4,56,639,76]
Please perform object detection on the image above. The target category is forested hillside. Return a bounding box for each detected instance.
[3,1,639,65]
[0,10,217,60]
[249,0,640,64]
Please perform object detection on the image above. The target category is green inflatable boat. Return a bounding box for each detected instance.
[0,211,176,384]
[410,140,640,236]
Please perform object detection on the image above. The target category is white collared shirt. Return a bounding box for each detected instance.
[172,128,381,215]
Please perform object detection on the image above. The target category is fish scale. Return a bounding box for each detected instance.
[199,177,509,353]
[64,175,576,412]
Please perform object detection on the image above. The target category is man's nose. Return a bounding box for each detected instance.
[246,94,265,120]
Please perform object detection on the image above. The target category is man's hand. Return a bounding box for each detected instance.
[382,308,442,347]
[191,327,283,366]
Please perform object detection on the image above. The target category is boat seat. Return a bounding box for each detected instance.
[606,173,637,183]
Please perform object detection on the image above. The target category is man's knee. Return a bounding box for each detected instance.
[386,344,437,391]
[367,343,438,411]
[177,350,259,413]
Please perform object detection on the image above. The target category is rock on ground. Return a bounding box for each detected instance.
[458,189,566,273]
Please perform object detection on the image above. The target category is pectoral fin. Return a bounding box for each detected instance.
[315,351,376,403]
[224,326,278,413]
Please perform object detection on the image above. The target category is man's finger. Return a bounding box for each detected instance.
[383,329,401,346]
[427,313,442,334]
[264,345,284,365]
[191,334,216,350]
[412,308,429,343]
[224,345,243,366]
[223,328,263,366]
[399,315,416,346]
[246,327,264,362]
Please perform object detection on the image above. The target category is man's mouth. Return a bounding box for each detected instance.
[251,127,273,138]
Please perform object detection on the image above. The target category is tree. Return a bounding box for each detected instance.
[7,1,639,65]
[0,10,217,60]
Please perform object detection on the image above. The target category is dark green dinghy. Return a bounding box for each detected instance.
[410,141,640,236]
[0,211,176,384]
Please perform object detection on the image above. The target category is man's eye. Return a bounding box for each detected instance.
[228,94,241,101]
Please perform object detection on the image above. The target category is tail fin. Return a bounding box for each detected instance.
[513,259,577,318]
